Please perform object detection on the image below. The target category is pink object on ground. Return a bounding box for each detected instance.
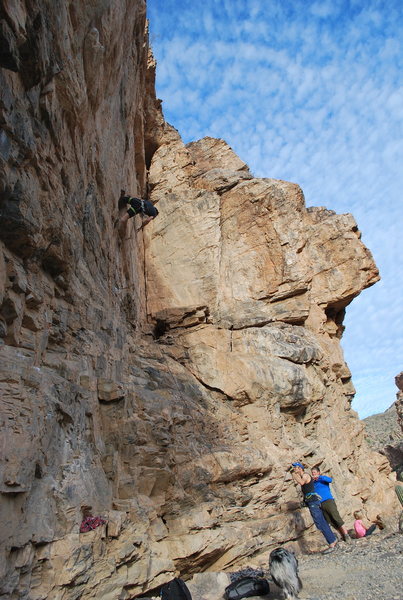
[354,519,366,538]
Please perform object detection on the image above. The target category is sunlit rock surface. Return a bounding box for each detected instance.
[0,1,399,598]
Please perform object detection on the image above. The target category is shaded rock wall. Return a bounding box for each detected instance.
[0,1,399,599]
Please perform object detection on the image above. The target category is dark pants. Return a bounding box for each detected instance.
[321,498,344,528]
[365,524,376,537]
[307,500,337,544]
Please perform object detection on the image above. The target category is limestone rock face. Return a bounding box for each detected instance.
[147,137,378,332]
[145,136,380,418]
[0,1,399,599]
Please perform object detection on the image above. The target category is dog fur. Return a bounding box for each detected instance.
[269,547,302,600]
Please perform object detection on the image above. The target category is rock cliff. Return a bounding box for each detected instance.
[0,1,399,599]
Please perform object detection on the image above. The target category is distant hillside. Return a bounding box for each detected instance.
[364,404,403,473]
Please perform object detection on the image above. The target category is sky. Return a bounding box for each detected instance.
[146,0,403,418]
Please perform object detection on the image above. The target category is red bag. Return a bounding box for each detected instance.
[80,515,107,533]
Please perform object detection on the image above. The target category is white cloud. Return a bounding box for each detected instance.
[310,1,339,19]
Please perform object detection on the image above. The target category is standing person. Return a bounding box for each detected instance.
[118,190,159,229]
[353,511,377,538]
[311,467,350,542]
[291,462,337,553]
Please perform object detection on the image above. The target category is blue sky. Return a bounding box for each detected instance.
[147,0,403,418]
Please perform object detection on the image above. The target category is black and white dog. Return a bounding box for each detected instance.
[269,547,302,600]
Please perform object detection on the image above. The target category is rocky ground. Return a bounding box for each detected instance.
[295,531,403,600]
[187,530,403,600]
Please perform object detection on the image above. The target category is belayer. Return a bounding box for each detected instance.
[311,466,351,542]
[291,462,338,553]
[118,189,159,229]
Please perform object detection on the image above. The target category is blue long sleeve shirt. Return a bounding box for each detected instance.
[313,475,334,502]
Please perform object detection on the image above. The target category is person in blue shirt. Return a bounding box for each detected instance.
[311,466,350,542]
[291,462,337,552]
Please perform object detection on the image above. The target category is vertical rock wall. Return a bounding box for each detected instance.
[144,136,397,535]
[0,1,164,596]
[0,1,399,599]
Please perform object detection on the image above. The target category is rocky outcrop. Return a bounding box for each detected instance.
[395,372,403,433]
[0,1,399,599]
[146,135,379,412]
[364,400,403,475]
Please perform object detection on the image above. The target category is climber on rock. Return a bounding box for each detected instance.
[311,466,351,542]
[117,189,159,229]
[291,462,338,553]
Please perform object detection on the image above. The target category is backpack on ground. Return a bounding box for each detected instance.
[160,578,192,600]
[224,576,270,600]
